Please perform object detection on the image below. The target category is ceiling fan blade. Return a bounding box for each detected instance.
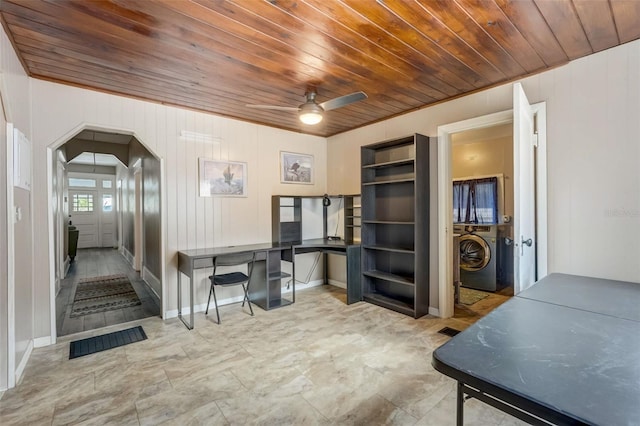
[246,104,300,111]
[320,91,367,111]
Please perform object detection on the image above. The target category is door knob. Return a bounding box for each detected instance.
[521,236,533,256]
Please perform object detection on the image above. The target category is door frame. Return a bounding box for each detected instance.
[133,165,143,271]
[46,123,167,343]
[436,103,547,318]
[5,122,16,389]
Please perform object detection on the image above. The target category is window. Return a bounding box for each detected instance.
[453,177,498,224]
[72,194,94,212]
[69,178,96,188]
[102,180,113,189]
[102,194,113,212]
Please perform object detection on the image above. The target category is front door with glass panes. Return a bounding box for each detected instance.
[68,174,116,248]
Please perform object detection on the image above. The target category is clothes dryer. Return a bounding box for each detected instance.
[454,224,499,291]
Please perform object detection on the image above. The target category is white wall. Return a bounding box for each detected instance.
[29,79,327,336]
[328,39,640,301]
[0,72,8,391]
[3,26,640,353]
[452,133,514,221]
[1,25,34,387]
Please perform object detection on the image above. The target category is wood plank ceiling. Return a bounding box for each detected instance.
[2,0,639,137]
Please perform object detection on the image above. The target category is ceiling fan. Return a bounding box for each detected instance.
[246,89,367,125]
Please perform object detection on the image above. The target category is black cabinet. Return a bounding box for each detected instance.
[361,134,431,318]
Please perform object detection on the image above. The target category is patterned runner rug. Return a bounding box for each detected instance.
[70,274,141,317]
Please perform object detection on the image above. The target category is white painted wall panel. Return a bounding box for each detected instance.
[329,39,640,294]
[29,78,327,334]
[1,27,35,383]
[5,27,640,343]
[0,78,8,390]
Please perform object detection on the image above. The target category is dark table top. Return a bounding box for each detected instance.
[433,273,640,425]
[293,238,359,249]
[518,273,640,322]
[178,242,292,259]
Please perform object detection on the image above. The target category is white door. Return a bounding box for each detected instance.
[513,83,536,293]
[70,189,99,248]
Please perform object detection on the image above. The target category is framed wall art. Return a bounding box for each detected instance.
[199,158,247,197]
[280,151,313,184]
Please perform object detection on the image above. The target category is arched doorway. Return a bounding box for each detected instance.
[47,126,165,340]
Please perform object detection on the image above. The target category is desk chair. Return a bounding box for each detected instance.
[206,252,255,324]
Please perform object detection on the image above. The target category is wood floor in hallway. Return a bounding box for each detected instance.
[56,248,161,337]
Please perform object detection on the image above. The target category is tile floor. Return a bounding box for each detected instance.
[56,248,161,336]
[1,284,524,425]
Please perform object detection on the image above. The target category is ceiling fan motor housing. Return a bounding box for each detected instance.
[299,101,324,124]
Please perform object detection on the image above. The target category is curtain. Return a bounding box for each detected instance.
[453,177,498,224]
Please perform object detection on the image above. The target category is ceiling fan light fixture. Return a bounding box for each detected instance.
[298,102,324,125]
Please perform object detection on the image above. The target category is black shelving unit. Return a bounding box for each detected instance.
[249,248,293,310]
[343,195,361,243]
[272,196,302,244]
[361,134,431,318]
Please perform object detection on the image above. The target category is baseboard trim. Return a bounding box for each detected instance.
[429,306,441,317]
[327,279,346,289]
[33,336,52,348]
[122,248,134,266]
[15,340,34,385]
[165,295,245,319]
[165,280,325,319]
[142,267,161,300]
[287,279,324,292]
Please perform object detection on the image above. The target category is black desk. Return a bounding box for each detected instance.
[177,242,292,330]
[432,273,640,425]
[292,239,362,304]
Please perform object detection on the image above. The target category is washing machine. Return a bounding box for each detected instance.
[454,224,498,291]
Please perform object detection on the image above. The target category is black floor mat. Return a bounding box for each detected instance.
[69,326,147,359]
[438,326,461,337]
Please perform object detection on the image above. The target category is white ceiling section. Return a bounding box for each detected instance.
[68,152,121,167]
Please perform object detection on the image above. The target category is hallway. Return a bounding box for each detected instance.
[56,248,161,336]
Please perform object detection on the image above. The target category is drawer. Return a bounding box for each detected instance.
[193,258,214,269]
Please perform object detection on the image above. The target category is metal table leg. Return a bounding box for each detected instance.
[457,381,465,426]
[177,270,194,330]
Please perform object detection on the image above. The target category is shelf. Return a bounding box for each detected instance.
[268,298,293,308]
[362,220,414,225]
[346,215,361,219]
[362,177,414,186]
[363,270,414,286]
[268,271,291,281]
[362,158,415,169]
[345,225,361,228]
[363,244,414,254]
[362,293,414,316]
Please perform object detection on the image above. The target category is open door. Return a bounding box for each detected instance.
[513,83,536,293]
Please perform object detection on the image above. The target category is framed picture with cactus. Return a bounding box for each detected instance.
[280,151,314,184]
[199,158,247,197]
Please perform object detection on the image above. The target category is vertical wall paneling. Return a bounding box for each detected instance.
[28,78,327,322]
[328,39,640,304]
[1,26,35,386]
[7,27,639,350]
[0,90,9,389]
